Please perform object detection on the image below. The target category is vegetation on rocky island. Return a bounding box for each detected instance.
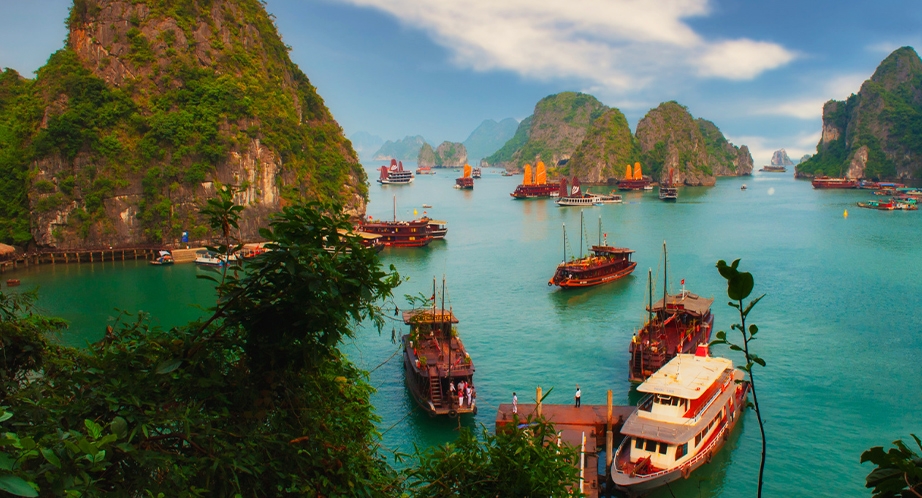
[0,0,364,249]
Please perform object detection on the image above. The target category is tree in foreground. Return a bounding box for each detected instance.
[862,435,922,498]
[407,415,582,497]
[709,259,768,498]
[1,200,402,496]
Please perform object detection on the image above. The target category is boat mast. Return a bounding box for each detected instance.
[579,210,584,257]
[648,268,653,325]
[393,195,397,222]
[662,241,667,332]
[598,215,602,247]
[562,223,567,262]
[442,275,450,384]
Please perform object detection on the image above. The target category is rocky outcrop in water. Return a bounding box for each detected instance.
[771,149,795,166]
[1,0,363,249]
[416,141,467,168]
[796,46,922,180]
[372,135,427,162]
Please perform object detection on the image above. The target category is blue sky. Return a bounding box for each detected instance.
[1,0,920,164]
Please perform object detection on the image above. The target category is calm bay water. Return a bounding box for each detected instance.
[18,164,922,496]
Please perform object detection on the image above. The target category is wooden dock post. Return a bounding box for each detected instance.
[606,390,613,496]
[536,386,542,418]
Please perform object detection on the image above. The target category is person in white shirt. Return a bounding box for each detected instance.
[512,392,518,414]
[575,385,581,408]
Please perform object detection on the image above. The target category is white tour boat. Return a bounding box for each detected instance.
[611,345,750,496]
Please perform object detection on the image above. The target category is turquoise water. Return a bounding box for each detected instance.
[17,165,922,496]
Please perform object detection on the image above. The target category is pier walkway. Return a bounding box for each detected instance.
[495,393,635,498]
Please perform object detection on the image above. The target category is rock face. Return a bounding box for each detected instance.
[635,102,751,186]
[484,92,605,170]
[797,46,922,180]
[462,118,518,164]
[372,136,427,161]
[567,109,637,183]
[2,0,364,249]
[417,141,467,167]
[771,149,795,166]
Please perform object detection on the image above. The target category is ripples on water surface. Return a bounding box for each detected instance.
[21,164,922,496]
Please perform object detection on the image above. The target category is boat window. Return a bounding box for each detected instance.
[658,442,669,455]
[645,439,657,452]
[675,443,688,459]
[634,438,644,450]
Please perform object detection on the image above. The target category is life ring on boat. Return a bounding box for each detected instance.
[448,410,458,418]
[681,466,690,479]
[707,451,713,464]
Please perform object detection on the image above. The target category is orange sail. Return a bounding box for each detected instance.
[523,164,534,185]
[535,161,546,185]
[625,164,634,180]
[634,162,642,179]
[463,164,472,178]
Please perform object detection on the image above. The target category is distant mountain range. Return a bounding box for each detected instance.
[796,46,922,180]
[462,118,519,164]
[371,136,428,161]
[348,131,384,161]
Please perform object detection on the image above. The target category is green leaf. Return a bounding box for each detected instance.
[155,358,182,374]
[752,357,766,367]
[0,453,14,471]
[727,271,754,301]
[41,448,61,469]
[0,475,38,497]
[0,411,12,423]
[749,324,758,335]
[110,417,128,439]
[84,419,103,440]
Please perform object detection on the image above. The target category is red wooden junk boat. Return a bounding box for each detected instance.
[455,164,474,189]
[402,277,476,416]
[378,159,414,184]
[618,162,653,191]
[510,161,560,198]
[629,243,714,383]
[811,176,858,189]
[549,212,636,288]
[358,196,432,248]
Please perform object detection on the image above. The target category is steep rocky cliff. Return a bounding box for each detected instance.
[635,102,751,186]
[796,46,922,180]
[0,0,365,248]
[416,141,467,168]
[771,149,794,166]
[484,92,605,170]
[567,108,638,183]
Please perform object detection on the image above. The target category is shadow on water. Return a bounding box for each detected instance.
[547,274,638,310]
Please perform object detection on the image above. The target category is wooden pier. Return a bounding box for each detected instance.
[0,247,206,274]
[495,389,635,498]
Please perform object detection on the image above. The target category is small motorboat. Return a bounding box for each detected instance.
[422,204,432,208]
[6,279,20,287]
[741,184,747,190]
[149,250,174,265]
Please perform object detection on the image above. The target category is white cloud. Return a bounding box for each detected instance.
[753,73,867,119]
[727,131,821,166]
[337,0,795,90]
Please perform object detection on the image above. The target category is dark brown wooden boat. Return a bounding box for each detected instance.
[511,161,560,199]
[811,176,858,189]
[618,162,654,191]
[455,164,474,189]
[549,213,636,288]
[629,243,714,383]
[358,196,432,248]
[402,278,476,417]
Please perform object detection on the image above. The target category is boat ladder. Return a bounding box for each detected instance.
[428,368,443,408]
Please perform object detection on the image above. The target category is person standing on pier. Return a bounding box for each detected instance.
[574,385,581,408]
[512,392,518,414]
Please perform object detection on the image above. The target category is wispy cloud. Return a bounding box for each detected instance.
[337,0,796,90]
[752,73,868,119]
[728,131,822,165]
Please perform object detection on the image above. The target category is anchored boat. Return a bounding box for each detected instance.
[811,176,858,189]
[358,196,432,248]
[549,212,636,288]
[555,177,602,206]
[659,168,678,201]
[377,159,414,184]
[629,243,714,383]
[455,164,474,189]
[402,278,476,417]
[618,162,654,191]
[612,345,750,495]
[510,161,560,199]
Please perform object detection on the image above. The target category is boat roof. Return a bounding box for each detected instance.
[638,354,733,400]
[403,308,459,324]
[647,291,713,317]
[337,228,381,240]
[590,245,634,255]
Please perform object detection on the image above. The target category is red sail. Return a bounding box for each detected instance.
[559,177,569,198]
[398,160,404,171]
[570,177,581,197]
[380,166,388,180]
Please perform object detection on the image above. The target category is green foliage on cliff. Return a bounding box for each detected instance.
[798,47,922,180]
[0,0,364,247]
[0,70,41,244]
[566,108,639,180]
